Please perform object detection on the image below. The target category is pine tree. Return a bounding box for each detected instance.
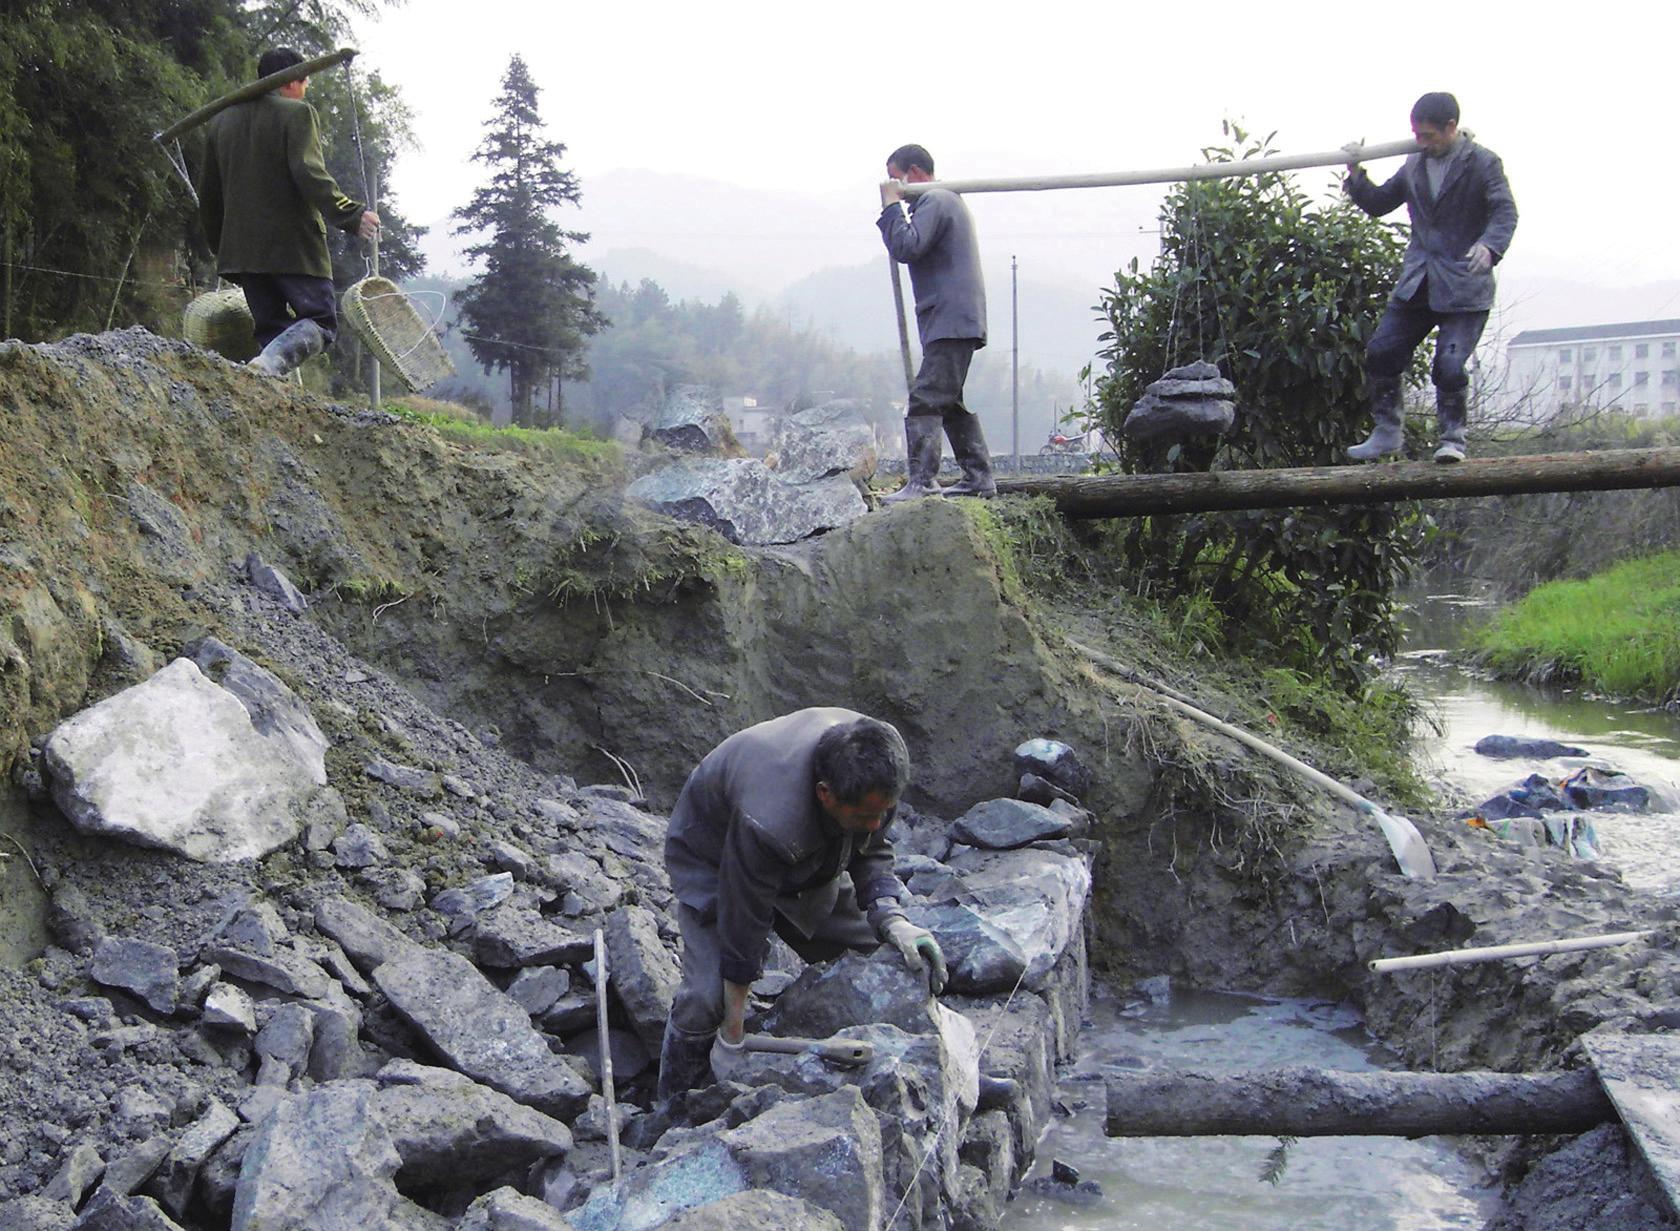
[452,56,602,426]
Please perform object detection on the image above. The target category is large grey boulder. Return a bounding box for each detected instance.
[144,1099,240,1219]
[369,1061,574,1186]
[718,1088,884,1231]
[946,846,1091,988]
[472,906,592,969]
[315,895,416,971]
[603,905,680,1052]
[43,658,324,862]
[904,901,1028,994]
[1122,361,1238,446]
[570,1137,748,1231]
[770,402,878,484]
[69,1187,187,1229]
[950,798,1073,850]
[230,1085,447,1231]
[661,1191,842,1230]
[626,458,867,546]
[761,948,941,1039]
[186,636,328,785]
[631,384,739,453]
[373,946,592,1118]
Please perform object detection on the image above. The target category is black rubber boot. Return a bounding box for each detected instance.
[1433,387,1468,463]
[654,1020,715,1107]
[941,411,997,498]
[1346,375,1404,462]
[881,415,944,504]
[250,319,326,378]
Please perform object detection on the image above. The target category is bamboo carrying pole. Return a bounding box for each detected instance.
[592,929,622,1188]
[896,138,1421,197]
[154,48,359,143]
[888,253,915,393]
[1370,930,1656,974]
[995,447,1680,517]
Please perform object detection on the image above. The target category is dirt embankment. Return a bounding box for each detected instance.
[3,330,1679,1227]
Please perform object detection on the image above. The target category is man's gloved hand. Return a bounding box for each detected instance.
[709,1030,749,1084]
[1341,139,1367,174]
[880,178,905,209]
[1465,242,1494,275]
[883,919,948,995]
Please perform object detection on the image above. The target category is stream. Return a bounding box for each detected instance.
[1002,582,1680,1230]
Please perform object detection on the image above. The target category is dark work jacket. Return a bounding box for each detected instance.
[1345,139,1518,313]
[878,188,988,346]
[665,708,910,986]
[198,94,365,280]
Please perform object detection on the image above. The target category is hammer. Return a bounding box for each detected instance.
[739,1032,875,1067]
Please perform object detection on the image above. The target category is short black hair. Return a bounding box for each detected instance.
[887,144,935,177]
[258,47,305,80]
[1410,92,1460,128]
[814,717,910,804]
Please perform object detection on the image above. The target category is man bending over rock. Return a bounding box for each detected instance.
[657,708,947,1102]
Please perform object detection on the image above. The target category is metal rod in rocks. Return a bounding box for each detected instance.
[593,928,622,1187]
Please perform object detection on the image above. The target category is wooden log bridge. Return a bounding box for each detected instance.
[995,446,1680,518]
[1104,1066,1615,1138]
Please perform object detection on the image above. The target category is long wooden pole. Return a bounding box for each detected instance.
[154,48,359,143]
[1106,1067,1615,1138]
[896,138,1420,197]
[888,254,915,394]
[1371,930,1654,974]
[593,929,622,1188]
[995,447,1680,518]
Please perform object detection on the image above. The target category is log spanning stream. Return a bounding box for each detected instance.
[1002,985,1499,1229]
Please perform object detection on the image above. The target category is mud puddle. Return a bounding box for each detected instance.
[1004,984,1500,1230]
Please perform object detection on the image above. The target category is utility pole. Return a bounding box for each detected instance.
[1011,255,1019,471]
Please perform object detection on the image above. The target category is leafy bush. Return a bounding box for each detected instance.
[1089,124,1431,690]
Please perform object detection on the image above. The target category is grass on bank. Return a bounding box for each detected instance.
[386,397,620,466]
[1472,550,1680,701]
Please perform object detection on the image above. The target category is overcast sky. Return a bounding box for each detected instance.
[351,0,1680,328]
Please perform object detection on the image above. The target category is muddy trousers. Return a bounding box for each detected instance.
[656,896,880,1102]
[1365,288,1488,394]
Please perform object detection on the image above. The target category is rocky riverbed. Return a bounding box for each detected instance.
[3,330,1680,1229]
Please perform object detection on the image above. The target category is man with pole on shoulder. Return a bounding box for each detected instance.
[198,47,381,379]
[1343,92,1517,464]
[877,144,997,501]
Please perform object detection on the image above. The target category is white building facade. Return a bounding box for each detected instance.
[1503,320,1680,423]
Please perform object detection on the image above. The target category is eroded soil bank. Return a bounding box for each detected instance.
[2,331,1678,1228]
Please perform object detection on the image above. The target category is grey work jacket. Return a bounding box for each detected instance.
[878,188,988,346]
[665,708,910,986]
[1345,139,1518,313]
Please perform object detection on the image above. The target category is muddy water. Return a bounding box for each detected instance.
[1392,588,1680,895]
[1004,985,1499,1229]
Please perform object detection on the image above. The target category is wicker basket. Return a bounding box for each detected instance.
[182,286,258,361]
[341,276,456,392]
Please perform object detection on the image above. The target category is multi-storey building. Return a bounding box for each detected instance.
[1502,320,1680,423]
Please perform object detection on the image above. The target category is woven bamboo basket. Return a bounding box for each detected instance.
[182,286,258,361]
[341,276,456,392]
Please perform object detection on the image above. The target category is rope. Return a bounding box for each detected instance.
[881,961,1035,1230]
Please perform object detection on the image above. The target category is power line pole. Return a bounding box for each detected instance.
[1011,254,1019,471]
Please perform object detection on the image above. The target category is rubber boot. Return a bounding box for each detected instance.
[654,1020,715,1108]
[250,319,326,378]
[1346,375,1404,462]
[941,411,997,498]
[881,415,944,504]
[1433,386,1468,464]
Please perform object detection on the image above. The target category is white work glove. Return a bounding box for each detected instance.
[1341,139,1366,173]
[883,918,948,995]
[709,1031,749,1084]
[1465,243,1494,275]
[879,178,905,209]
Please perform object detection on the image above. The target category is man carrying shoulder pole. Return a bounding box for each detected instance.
[198,47,381,379]
[877,145,996,501]
[1343,92,1517,464]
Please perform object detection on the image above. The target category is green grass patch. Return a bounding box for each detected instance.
[387,403,620,466]
[1473,550,1680,701]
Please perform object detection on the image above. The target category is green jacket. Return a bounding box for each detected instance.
[198,94,364,280]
